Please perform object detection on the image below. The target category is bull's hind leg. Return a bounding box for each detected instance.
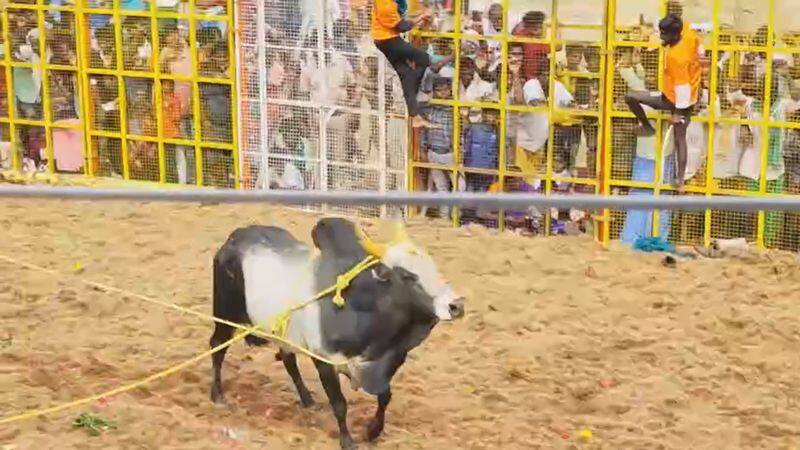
[209,322,234,404]
[278,349,315,407]
[313,359,356,450]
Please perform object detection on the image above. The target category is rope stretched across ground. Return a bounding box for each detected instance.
[0,252,375,425]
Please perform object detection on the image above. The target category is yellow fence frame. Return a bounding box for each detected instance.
[603,0,795,250]
[409,0,607,232]
[0,0,239,188]
[409,0,800,249]
[2,0,800,249]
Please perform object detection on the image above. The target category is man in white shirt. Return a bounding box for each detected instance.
[299,50,352,106]
[514,79,547,151]
[480,4,503,68]
[457,56,497,102]
[300,0,341,43]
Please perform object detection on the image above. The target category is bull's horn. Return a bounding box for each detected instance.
[393,221,410,243]
[356,225,387,258]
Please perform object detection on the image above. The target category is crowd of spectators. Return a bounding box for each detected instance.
[3,0,800,245]
[2,0,232,186]
[614,2,800,248]
[262,1,602,233]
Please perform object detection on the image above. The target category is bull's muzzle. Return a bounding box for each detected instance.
[448,298,465,319]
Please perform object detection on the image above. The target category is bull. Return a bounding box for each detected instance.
[209,217,465,449]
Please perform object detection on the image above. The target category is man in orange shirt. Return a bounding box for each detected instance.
[625,14,702,194]
[372,0,451,128]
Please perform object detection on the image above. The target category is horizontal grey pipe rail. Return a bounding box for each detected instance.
[1,185,800,212]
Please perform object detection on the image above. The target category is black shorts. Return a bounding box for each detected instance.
[629,90,694,118]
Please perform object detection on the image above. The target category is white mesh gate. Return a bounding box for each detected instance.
[235,0,408,218]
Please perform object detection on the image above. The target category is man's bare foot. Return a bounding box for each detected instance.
[676,182,686,195]
[431,55,455,72]
[635,125,656,137]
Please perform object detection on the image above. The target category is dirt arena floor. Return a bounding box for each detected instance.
[1,199,799,450]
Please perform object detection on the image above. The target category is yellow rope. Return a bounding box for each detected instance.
[270,256,379,340]
[0,252,378,425]
[0,324,254,425]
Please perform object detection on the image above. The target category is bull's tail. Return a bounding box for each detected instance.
[211,254,247,325]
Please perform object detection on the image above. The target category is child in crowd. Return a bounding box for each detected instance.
[420,76,455,218]
[161,79,194,184]
[463,107,499,192]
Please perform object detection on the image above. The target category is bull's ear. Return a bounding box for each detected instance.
[371,265,392,283]
[395,266,418,282]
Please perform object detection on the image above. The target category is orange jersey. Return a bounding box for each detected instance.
[663,23,703,109]
[162,92,182,139]
[371,0,406,41]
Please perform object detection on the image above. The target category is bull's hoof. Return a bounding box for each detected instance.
[365,418,385,442]
[210,389,225,406]
[339,435,357,450]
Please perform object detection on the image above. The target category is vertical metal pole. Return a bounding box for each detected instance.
[227,0,240,188]
[450,0,462,227]
[599,0,615,245]
[652,0,668,237]
[150,0,165,184]
[757,0,776,249]
[1,7,18,171]
[496,0,509,231]
[113,0,130,179]
[37,5,55,174]
[543,0,558,235]
[378,47,388,217]
[703,0,721,247]
[256,0,269,189]
[189,0,203,185]
[75,0,94,176]
[318,0,328,213]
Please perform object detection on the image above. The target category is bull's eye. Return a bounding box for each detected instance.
[402,271,419,282]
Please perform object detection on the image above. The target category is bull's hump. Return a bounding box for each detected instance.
[312,218,367,259]
[241,247,315,327]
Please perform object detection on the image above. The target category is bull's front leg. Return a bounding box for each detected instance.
[365,387,391,441]
[363,351,407,442]
[313,359,356,450]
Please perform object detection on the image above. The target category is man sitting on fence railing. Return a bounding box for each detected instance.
[624,13,702,195]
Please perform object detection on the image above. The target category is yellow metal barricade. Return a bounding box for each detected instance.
[604,0,800,250]
[408,0,607,232]
[0,0,238,188]
[407,0,800,249]
[2,0,800,248]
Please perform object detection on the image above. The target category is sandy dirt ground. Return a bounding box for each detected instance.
[1,199,799,450]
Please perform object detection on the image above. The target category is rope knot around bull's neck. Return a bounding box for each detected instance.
[332,274,349,308]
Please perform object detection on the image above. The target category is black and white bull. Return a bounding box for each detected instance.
[209,218,465,449]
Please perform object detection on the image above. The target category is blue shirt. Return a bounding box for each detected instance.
[120,0,147,11]
[421,105,454,154]
[87,0,112,28]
